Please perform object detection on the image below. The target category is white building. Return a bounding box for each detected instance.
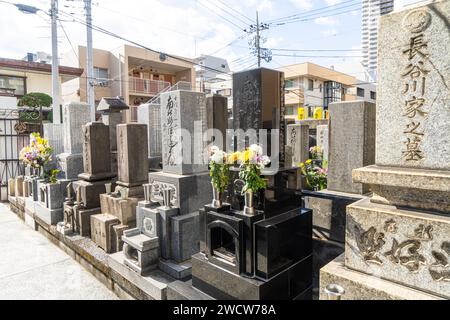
[194,55,230,93]
[361,0,394,82]
[22,51,52,64]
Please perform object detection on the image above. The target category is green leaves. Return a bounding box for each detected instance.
[239,163,267,194]
[17,92,52,109]
[210,162,230,193]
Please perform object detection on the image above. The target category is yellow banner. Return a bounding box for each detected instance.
[297,107,305,120]
[314,107,323,119]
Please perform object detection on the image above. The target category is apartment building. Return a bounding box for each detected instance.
[61,44,195,121]
[0,57,83,107]
[361,0,395,82]
[277,62,366,121]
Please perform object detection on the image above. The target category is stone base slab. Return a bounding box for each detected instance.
[353,165,450,212]
[320,255,443,300]
[159,259,192,280]
[108,251,175,300]
[73,179,115,210]
[345,198,450,298]
[191,253,313,300]
[166,280,214,300]
[303,189,366,242]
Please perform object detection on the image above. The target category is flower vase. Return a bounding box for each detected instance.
[211,183,222,208]
[243,189,255,216]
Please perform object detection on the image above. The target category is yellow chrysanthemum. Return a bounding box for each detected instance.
[306,159,312,165]
[228,152,240,164]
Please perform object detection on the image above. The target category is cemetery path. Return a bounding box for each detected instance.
[0,203,118,300]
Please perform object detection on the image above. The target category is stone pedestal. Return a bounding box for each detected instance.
[34,180,71,225]
[90,213,120,253]
[72,180,113,210]
[122,228,159,275]
[100,193,138,226]
[14,176,24,198]
[148,171,212,216]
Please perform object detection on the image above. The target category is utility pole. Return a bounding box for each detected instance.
[256,11,261,68]
[50,0,61,124]
[84,0,95,121]
[246,12,271,68]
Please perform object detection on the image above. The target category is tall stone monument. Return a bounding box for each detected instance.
[232,68,285,162]
[111,89,212,279]
[92,123,149,253]
[320,1,450,300]
[66,122,116,237]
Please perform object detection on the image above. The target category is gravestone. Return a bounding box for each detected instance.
[328,101,376,195]
[57,103,91,180]
[112,89,212,280]
[205,94,228,150]
[37,103,91,225]
[64,122,116,237]
[320,1,450,300]
[232,68,285,162]
[316,125,329,162]
[137,103,162,169]
[160,90,207,175]
[286,123,309,166]
[94,123,149,253]
[98,97,129,174]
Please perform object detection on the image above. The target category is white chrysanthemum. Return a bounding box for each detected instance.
[211,151,225,164]
[249,144,263,156]
[209,145,220,154]
[261,155,271,166]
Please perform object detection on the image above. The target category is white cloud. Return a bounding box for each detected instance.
[324,0,343,5]
[289,0,314,10]
[321,28,339,37]
[314,17,340,26]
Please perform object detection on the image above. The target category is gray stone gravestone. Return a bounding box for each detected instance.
[320,1,450,300]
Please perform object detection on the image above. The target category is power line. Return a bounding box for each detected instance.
[272,53,362,58]
[214,0,254,23]
[267,0,360,24]
[271,6,362,27]
[207,0,253,26]
[270,48,361,52]
[58,19,80,65]
[206,33,247,56]
[196,0,248,31]
[57,9,234,76]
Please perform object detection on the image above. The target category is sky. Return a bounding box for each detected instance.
[0,0,429,81]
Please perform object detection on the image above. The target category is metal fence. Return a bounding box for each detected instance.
[0,108,38,201]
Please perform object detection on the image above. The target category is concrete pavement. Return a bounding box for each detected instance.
[0,202,118,300]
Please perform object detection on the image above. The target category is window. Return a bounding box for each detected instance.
[370,91,376,100]
[308,79,314,91]
[285,79,295,88]
[0,75,26,96]
[324,81,343,109]
[285,105,295,115]
[357,87,365,97]
[93,67,109,86]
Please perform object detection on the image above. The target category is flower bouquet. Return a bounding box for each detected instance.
[237,144,270,215]
[208,146,230,207]
[299,159,327,191]
[19,132,53,175]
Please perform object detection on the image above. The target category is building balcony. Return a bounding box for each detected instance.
[129,77,171,96]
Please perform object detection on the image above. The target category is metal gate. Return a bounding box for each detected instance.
[0,109,36,201]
